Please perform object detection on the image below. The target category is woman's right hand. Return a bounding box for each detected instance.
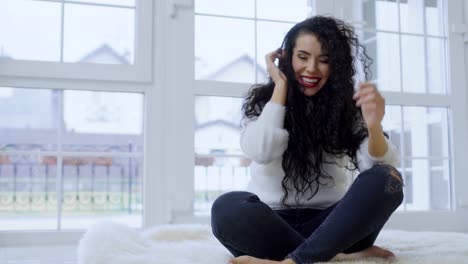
[265,49,287,86]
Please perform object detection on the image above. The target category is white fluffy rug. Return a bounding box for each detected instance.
[77,221,468,264]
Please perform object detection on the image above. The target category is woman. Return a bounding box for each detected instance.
[211,16,403,264]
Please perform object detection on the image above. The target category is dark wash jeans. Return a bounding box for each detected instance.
[211,164,404,264]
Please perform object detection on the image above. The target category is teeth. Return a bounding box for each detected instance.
[302,77,319,83]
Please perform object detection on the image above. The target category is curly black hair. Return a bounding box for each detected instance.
[242,16,373,206]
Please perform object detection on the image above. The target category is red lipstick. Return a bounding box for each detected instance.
[298,76,321,89]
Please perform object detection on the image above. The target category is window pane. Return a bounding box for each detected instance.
[63,3,135,64]
[195,16,255,83]
[66,0,135,7]
[403,169,413,204]
[62,90,143,152]
[194,96,249,215]
[425,0,445,36]
[0,87,144,230]
[195,0,254,18]
[403,158,450,211]
[427,108,450,158]
[362,0,399,32]
[0,154,57,230]
[404,130,412,165]
[427,37,448,94]
[404,107,427,157]
[194,96,243,154]
[0,0,61,61]
[0,88,57,151]
[400,0,424,34]
[363,31,401,91]
[429,159,450,210]
[403,106,449,158]
[401,35,426,93]
[406,159,429,210]
[60,156,142,229]
[256,0,312,22]
[256,21,293,83]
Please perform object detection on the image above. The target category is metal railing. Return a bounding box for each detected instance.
[0,154,143,214]
[0,150,252,216]
[194,153,251,214]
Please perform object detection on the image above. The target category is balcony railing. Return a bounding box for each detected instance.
[194,153,251,214]
[0,154,143,214]
[0,149,252,218]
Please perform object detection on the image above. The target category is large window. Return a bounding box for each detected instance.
[0,0,150,232]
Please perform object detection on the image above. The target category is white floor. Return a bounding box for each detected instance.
[2,224,468,264]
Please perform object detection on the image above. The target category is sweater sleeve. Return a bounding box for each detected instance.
[240,101,289,164]
[356,136,399,172]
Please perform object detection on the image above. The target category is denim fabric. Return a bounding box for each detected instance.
[211,164,403,264]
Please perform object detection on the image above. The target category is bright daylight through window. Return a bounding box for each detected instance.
[0,0,144,231]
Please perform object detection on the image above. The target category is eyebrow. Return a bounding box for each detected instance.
[297,50,311,55]
[297,50,328,57]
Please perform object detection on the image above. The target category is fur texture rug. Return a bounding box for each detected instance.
[77,221,468,264]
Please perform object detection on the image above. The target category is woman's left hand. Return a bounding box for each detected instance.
[353,82,385,130]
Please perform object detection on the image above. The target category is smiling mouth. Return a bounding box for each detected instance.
[298,76,321,89]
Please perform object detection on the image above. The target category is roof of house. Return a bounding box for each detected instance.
[79,43,130,64]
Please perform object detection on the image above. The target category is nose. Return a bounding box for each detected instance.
[305,60,317,74]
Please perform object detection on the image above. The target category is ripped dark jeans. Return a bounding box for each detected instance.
[211,164,404,264]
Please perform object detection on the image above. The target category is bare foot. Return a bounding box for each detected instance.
[228,256,295,264]
[333,245,395,261]
[227,246,393,264]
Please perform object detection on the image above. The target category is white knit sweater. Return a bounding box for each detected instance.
[240,101,399,209]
